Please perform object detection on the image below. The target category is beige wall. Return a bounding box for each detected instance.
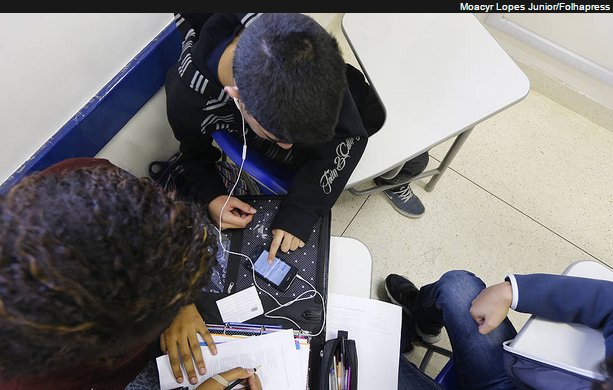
[476,13,613,130]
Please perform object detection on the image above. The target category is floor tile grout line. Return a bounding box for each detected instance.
[428,156,604,263]
[340,194,371,236]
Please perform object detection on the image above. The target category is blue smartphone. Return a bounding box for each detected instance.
[249,249,299,292]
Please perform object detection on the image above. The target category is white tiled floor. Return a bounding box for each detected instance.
[324,15,613,378]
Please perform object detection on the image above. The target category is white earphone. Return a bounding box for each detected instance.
[212,92,326,337]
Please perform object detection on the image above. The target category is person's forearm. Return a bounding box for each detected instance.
[513,273,613,357]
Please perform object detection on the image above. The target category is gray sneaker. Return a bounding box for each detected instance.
[375,177,425,218]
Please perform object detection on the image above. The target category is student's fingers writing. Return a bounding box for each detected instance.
[196,367,258,390]
[247,373,263,389]
[221,367,256,381]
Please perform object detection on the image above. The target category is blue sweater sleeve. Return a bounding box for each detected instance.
[514,273,613,358]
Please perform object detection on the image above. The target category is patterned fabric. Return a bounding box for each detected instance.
[216,158,261,195]
[148,153,261,197]
[124,359,160,390]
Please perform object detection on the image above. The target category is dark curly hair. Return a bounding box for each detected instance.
[0,164,217,377]
[234,13,347,145]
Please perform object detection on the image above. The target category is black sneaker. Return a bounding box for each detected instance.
[374,178,425,218]
[385,274,442,344]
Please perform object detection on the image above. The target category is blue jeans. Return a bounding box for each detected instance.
[398,270,518,390]
[398,354,442,389]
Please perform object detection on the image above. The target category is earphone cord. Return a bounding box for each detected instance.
[212,102,326,337]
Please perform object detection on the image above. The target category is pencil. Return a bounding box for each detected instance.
[224,366,260,390]
[337,361,341,390]
[333,355,338,390]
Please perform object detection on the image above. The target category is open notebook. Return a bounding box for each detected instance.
[503,260,613,380]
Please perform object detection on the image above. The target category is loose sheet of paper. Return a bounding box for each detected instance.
[216,285,264,323]
[202,333,310,389]
[157,329,305,390]
[325,293,402,390]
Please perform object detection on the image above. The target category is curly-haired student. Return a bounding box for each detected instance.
[0,158,261,390]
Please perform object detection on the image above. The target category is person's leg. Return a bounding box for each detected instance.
[345,62,428,218]
[397,354,443,390]
[415,270,517,390]
[399,151,429,177]
[373,151,429,218]
[399,311,417,353]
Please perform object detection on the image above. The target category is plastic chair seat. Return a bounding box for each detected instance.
[211,129,296,195]
[434,357,458,389]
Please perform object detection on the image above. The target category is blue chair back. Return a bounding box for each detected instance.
[211,130,296,195]
[434,357,459,390]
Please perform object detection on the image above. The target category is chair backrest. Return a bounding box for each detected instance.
[434,357,459,390]
[211,130,296,195]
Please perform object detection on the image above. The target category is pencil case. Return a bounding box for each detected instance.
[319,330,358,390]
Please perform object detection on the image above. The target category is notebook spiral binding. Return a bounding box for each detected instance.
[208,322,313,342]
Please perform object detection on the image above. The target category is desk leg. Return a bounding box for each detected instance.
[425,127,473,192]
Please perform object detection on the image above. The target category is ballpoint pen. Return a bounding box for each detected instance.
[224,366,260,390]
[347,366,351,390]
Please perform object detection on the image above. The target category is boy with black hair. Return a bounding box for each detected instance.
[165,13,429,261]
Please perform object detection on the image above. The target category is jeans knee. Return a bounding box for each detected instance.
[438,270,485,300]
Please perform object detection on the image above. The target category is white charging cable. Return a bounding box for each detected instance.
[211,98,326,337]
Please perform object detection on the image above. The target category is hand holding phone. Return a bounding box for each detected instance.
[248,249,299,292]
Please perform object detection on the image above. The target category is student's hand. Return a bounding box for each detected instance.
[268,228,305,263]
[160,304,217,385]
[208,195,256,230]
[469,281,513,335]
[196,367,262,390]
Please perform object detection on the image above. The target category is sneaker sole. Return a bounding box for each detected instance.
[380,193,424,219]
[384,282,441,344]
[415,326,441,344]
[384,282,414,316]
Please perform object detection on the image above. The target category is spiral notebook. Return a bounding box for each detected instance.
[157,326,308,390]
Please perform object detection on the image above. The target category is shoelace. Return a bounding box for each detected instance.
[391,184,414,203]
